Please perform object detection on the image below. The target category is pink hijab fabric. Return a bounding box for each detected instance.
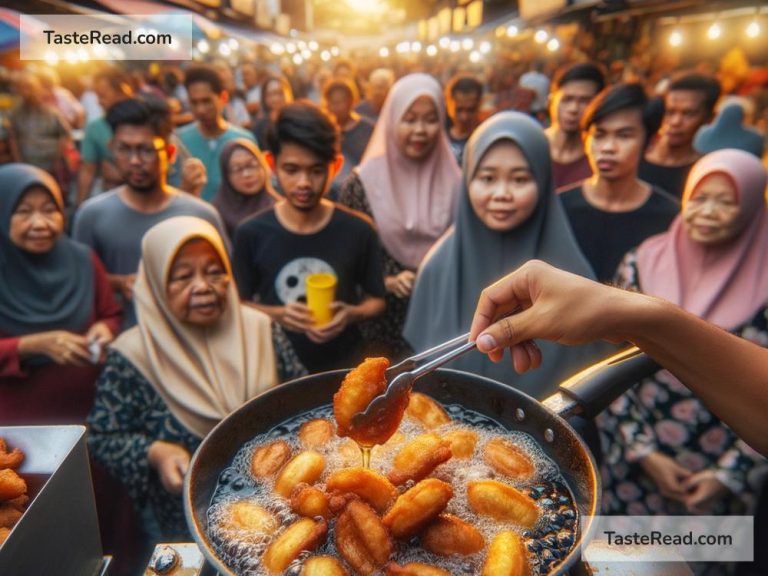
[357,73,461,270]
[636,149,768,330]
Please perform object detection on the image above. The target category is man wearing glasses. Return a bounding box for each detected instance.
[73,98,227,329]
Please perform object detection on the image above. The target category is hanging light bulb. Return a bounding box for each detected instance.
[707,22,721,40]
[747,20,760,38]
[669,29,683,47]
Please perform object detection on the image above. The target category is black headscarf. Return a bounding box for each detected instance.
[404,112,613,398]
[212,139,275,238]
[0,164,94,336]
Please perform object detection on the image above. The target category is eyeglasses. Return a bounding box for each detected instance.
[112,141,164,162]
[228,161,262,177]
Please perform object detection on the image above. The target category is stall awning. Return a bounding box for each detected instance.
[0,9,49,52]
[93,0,222,40]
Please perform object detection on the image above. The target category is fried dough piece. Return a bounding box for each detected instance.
[326,467,397,514]
[4,494,28,511]
[482,531,528,576]
[405,393,451,429]
[467,479,539,528]
[274,451,325,498]
[0,527,10,546]
[0,469,26,502]
[382,478,453,539]
[291,484,331,519]
[387,433,452,486]
[262,518,327,574]
[422,514,485,556]
[250,440,292,479]
[0,439,24,470]
[335,499,393,576]
[0,505,22,529]
[444,429,478,459]
[483,438,534,480]
[334,357,407,446]
[299,419,336,450]
[385,563,451,576]
[221,500,277,535]
[301,555,350,575]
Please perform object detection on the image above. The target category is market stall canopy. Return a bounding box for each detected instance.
[0,9,48,52]
[93,0,221,40]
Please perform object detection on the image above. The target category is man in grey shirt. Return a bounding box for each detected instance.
[73,98,226,328]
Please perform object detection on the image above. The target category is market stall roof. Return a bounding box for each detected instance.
[0,9,49,52]
[92,0,221,40]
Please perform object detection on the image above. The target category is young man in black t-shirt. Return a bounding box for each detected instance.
[559,83,680,282]
[233,102,386,372]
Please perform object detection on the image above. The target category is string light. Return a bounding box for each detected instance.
[309,40,319,51]
[197,39,210,53]
[534,29,548,43]
[321,50,331,61]
[506,25,518,37]
[469,50,481,63]
[707,22,721,40]
[379,46,389,57]
[747,20,760,38]
[669,29,683,47]
[462,38,474,50]
[411,41,422,53]
[270,43,285,55]
[426,45,437,56]
[479,41,491,54]
[439,36,450,48]
[546,38,560,52]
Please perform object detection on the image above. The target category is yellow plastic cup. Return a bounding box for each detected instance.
[306,273,337,326]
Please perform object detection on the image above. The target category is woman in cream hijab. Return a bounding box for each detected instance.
[88,216,305,540]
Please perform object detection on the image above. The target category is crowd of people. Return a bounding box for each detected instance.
[1,47,768,574]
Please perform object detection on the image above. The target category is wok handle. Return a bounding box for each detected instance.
[556,346,661,419]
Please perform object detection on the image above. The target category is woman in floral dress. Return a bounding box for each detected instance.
[599,149,768,518]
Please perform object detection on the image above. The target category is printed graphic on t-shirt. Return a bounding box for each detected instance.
[275,257,335,303]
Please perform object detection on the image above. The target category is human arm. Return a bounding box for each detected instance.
[87,351,192,498]
[469,259,768,457]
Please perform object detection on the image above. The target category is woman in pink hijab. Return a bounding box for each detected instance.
[599,149,768,518]
[338,73,461,359]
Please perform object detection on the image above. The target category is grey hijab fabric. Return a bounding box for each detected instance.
[404,112,613,398]
[0,163,94,336]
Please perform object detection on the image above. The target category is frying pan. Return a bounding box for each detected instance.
[185,346,660,575]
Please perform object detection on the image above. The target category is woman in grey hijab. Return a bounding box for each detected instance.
[404,111,613,399]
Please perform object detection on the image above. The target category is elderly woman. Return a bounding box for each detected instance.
[0,163,121,423]
[338,73,461,359]
[212,138,276,239]
[87,216,305,540]
[600,149,768,518]
[405,111,612,399]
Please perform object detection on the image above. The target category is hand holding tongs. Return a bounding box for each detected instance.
[350,332,476,428]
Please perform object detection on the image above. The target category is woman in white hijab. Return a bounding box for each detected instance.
[87,216,305,540]
[338,73,461,359]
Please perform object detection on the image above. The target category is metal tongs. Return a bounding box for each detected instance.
[350,332,476,428]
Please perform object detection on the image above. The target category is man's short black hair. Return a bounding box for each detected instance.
[323,78,359,104]
[552,62,606,93]
[106,97,165,138]
[446,74,483,99]
[266,101,340,164]
[667,72,721,115]
[581,83,661,146]
[184,65,224,94]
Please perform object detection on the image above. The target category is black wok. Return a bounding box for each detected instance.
[185,346,660,575]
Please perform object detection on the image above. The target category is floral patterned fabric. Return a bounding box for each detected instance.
[337,172,414,360]
[598,250,768,516]
[87,325,307,540]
